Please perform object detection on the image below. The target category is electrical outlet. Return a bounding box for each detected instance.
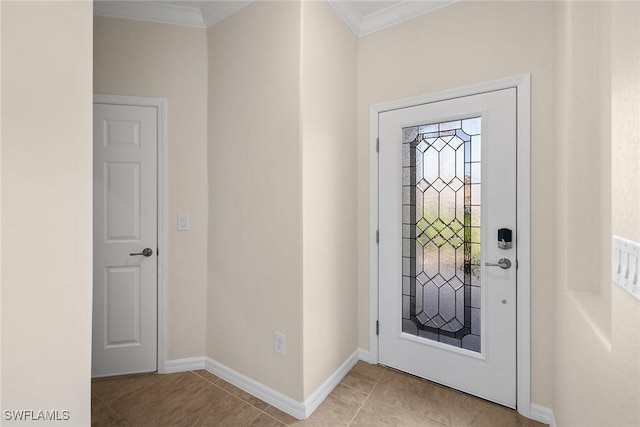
[274,332,286,354]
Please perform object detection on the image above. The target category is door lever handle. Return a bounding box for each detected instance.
[130,248,153,257]
[485,258,511,269]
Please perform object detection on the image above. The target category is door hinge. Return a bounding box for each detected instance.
[376,320,379,336]
[376,229,380,244]
[376,138,380,153]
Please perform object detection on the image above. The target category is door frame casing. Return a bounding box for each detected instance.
[93,94,168,374]
[369,74,532,416]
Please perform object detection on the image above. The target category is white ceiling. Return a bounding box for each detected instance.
[93,0,456,36]
[350,1,401,16]
[164,1,211,7]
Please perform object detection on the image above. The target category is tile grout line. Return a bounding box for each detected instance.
[346,394,370,426]
[151,374,214,425]
[375,370,448,426]
[192,370,288,426]
[244,410,263,426]
[363,369,458,427]
[347,368,388,426]
[368,368,388,398]
[190,370,272,416]
[91,390,126,424]
[251,409,287,427]
[358,368,452,427]
[340,381,371,394]
[90,369,151,422]
[190,369,218,385]
[212,382,270,413]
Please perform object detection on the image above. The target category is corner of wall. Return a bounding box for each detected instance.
[300,0,359,400]
[552,1,640,425]
[206,0,305,402]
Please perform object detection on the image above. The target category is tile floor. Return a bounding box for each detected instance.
[92,362,547,426]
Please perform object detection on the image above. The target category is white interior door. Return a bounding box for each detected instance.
[93,103,158,377]
[378,88,517,407]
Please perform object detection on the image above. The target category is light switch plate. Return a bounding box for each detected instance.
[177,214,190,231]
[613,235,640,301]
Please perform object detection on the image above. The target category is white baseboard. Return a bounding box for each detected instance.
[168,351,552,425]
[164,356,206,373]
[204,357,306,419]
[203,349,360,420]
[304,349,360,416]
[529,403,556,427]
[358,348,373,363]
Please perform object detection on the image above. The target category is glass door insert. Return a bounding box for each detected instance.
[401,117,482,352]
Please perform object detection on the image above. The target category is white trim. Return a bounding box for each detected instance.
[204,350,359,420]
[205,357,306,420]
[328,0,456,37]
[94,1,205,28]
[358,0,456,37]
[93,94,169,375]
[205,359,303,419]
[164,357,206,373]
[358,348,374,364]
[304,350,360,417]
[530,404,557,427]
[515,73,533,418]
[368,74,533,417]
[369,106,380,365]
[93,0,250,29]
[94,0,457,35]
[165,352,550,423]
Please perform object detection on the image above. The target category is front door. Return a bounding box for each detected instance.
[378,88,517,407]
[92,102,158,377]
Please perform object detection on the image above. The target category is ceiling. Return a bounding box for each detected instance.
[93,0,456,36]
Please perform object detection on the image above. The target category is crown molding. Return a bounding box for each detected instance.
[93,1,251,29]
[94,1,455,34]
[329,0,457,37]
[200,1,251,27]
[359,1,455,36]
[94,1,206,28]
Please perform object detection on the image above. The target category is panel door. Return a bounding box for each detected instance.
[378,88,517,407]
[92,103,158,377]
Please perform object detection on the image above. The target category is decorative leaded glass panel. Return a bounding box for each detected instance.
[401,117,482,352]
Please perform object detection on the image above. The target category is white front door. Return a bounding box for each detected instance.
[378,88,517,407]
[92,103,158,377]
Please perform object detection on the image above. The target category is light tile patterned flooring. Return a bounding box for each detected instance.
[92,362,547,426]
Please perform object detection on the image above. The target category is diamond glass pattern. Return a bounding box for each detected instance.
[401,117,482,352]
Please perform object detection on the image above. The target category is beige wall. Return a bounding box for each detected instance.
[1,0,3,408]
[553,2,640,425]
[611,1,640,244]
[94,17,209,360]
[207,1,304,400]
[300,0,358,398]
[357,1,556,407]
[1,1,93,424]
